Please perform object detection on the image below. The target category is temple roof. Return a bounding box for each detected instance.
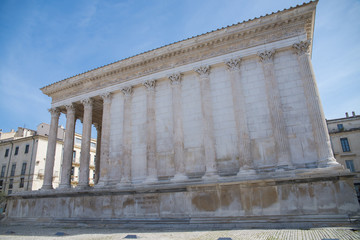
[41,1,317,100]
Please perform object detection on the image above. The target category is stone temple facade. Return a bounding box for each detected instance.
[5,1,360,227]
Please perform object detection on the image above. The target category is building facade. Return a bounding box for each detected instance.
[327,112,360,202]
[0,124,96,195]
[5,1,360,227]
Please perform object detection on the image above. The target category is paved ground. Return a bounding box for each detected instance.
[0,224,359,240]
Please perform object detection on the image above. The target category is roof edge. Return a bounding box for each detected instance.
[41,1,318,96]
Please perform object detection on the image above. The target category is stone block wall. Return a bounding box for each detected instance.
[6,176,359,225]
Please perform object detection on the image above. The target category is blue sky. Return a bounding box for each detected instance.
[0,0,359,136]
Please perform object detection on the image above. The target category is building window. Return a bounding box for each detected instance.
[354,183,360,203]
[345,160,355,172]
[0,166,5,178]
[9,179,13,189]
[91,142,96,149]
[71,167,75,181]
[10,164,16,177]
[8,190,12,195]
[340,138,351,152]
[73,151,76,162]
[19,177,24,188]
[5,148,9,157]
[337,124,344,131]
[21,162,27,175]
[93,155,96,165]
[0,180,3,190]
[14,146,19,155]
[25,144,30,154]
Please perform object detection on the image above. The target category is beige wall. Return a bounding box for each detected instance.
[0,131,97,194]
[327,115,360,200]
[71,133,96,186]
[0,130,16,140]
[0,137,36,193]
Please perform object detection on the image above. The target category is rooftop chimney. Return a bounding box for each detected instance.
[345,112,349,118]
[352,111,356,117]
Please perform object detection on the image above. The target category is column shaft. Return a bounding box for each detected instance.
[121,87,132,184]
[42,108,60,190]
[225,59,254,173]
[194,66,217,178]
[258,50,292,168]
[169,74,187,181]
[144,80,157,182]
[97,93,111,186]
[78,98,93,188]
[293,41,337,167]
[94,124,101,184]
[59,104,76,189]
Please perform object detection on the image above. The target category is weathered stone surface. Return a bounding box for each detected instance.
[6,1,360,226]
[6,175,359,225]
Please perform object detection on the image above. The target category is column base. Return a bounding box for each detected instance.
[276,163,294,171]
[94,181,119,189]
[76,184,90,190]
[57,184,71,190]
[318,157,342,168]
[202,171,218,181]
[94,181,106,188]
[237,168,256,177]
[119,178,132,187]
[40,185,53,191]
[143,176,158,184]
[171,173,188,182]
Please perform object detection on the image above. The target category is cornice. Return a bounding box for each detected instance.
[326,116,360,123]
[329,128,360,135]
[0,135,44,146]
[41,1,317,102]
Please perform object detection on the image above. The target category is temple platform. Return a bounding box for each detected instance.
[5,168,360,228]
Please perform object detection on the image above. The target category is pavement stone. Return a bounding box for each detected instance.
[0,225,359,240]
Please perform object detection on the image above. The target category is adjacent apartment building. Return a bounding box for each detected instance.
[327,111,360,201]
[0,123,96,194]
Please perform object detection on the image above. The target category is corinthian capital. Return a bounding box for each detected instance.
[225,58,241,71]
[257,49,275,64]
[168,73,182,85]
[143,79,156,91]
[93,123,101,132]
[121,86,133,97]
[194,65,210,78]
[81,98,93,107]
[48,108,60,118]
[100,92,112,103]
[65,104,75,114]
[293,40,311,55]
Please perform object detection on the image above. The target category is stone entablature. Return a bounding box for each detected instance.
[41,2,316,103]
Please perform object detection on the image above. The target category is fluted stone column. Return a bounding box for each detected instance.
[143,80,158,183]
[78,98,93,188]
[59,104,76,189]
[293,40,338,167]
[120,86,132,185]
[225,58,255,175]
[94,123,101,185]
[41,107,60,190]
[96,92,111,186]
[169,73,187,181]
[194,66,218,178]
[258,50,292,169]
